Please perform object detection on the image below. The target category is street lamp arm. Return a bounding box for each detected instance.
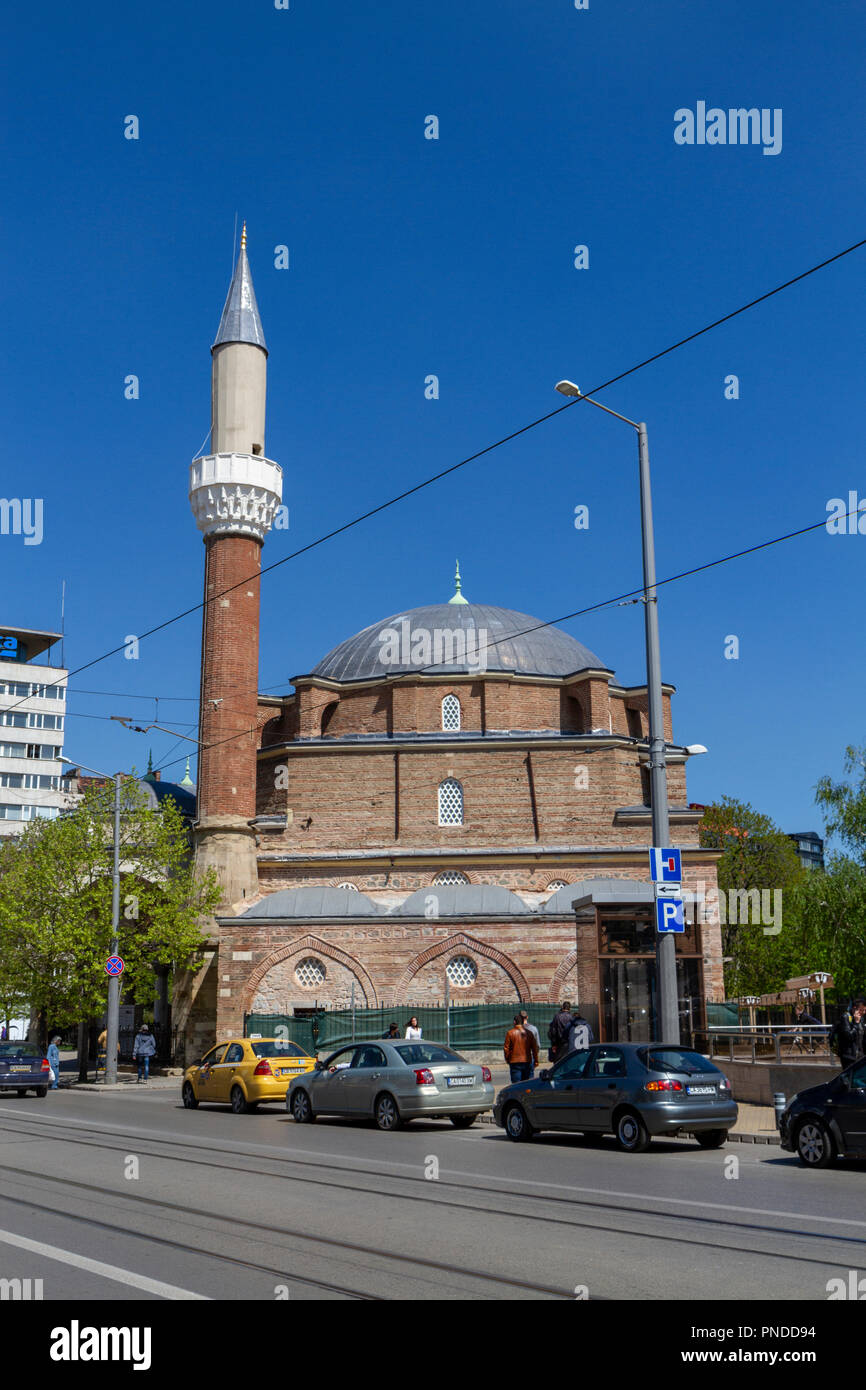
[554,381,640,430]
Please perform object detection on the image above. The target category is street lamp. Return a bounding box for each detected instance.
[555,380,679,1043]
[60,758,123,1085]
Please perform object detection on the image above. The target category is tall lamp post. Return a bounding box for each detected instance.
[555,381,679,1043]
[61,759,122,1085]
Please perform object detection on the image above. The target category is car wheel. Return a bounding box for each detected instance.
[796,1118,835,1168]
[503,1103,535,1142]
[182,1081,199,1109]
[695,1129,728,1149]
[35,1087,47,1098]
[230,1085,249,1115]
[450,1114,477,1129]
[614,1109,651,1153]
[291,1089,315,1123]
[374,1093,402,1132]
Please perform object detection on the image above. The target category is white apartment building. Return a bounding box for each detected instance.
[0,625,68,836]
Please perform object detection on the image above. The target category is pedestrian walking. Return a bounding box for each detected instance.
[832,999,866,1069]
[132,1024,157,1083]
[504,1014,538,1083]
[547,1001,574,1063]
[567,1008,594,1053]
[518,1011,540,1078]
[791,1001,821,1055]
[404,1016,422,1040]
[47,1035,61,1090]
[381,1022,400,1039]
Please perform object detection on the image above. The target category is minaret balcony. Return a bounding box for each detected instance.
[190,452,283,542]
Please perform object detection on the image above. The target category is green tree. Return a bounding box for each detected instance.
[699,798,804,995]
[816,745,866,865]
[782,855,866,1003]
[0,778,221,1041]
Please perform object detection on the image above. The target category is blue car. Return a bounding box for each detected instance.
[494,1042,737,1152]
[0,1041,51,1097]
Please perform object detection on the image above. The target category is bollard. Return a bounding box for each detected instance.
[773,1091,787,1130]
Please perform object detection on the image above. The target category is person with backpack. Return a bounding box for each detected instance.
[832,999,866,1069]
[567,1009,594,1053]
[547,1001,574,1064]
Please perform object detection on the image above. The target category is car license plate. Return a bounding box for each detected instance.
[278,1068,300,1076]
[446,1076,474,1087]
[10,1066,30,1073]
[687,1085,715,1095]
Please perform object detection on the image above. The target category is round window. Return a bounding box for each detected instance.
[295,957,326,988]
[446,955,478,988]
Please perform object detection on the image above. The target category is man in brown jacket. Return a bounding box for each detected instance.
[504,1014,538,1083]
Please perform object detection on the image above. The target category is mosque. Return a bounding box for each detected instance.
[174,230,724,1060]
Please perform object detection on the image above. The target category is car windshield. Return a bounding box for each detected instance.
[0,1043,42,1060]
[252,1040,307,1059]
[394,1044,462,1066]
[640,1047,717,1076]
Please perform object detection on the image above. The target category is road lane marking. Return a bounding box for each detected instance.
[0,1228,210,1300]
[1,1105,860,1233]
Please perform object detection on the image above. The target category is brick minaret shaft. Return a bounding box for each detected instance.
[189,225,283,908]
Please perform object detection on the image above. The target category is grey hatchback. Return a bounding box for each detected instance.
[288,1040,495,1131]
[494,1042,737,1152]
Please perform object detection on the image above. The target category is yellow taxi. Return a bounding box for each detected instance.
[182,1035,317,1114]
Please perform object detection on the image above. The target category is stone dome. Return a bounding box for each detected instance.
[309,603,606,683]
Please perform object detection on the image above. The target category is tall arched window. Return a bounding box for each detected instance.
[441,694,461,732]
[438,778,464,826]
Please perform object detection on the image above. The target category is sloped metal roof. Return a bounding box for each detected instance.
[392,884,534,916]
[213,244,267,352]
[239,886,379,918]
[308,604,607,683]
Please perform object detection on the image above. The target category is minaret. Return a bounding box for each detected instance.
[189,225,283,906]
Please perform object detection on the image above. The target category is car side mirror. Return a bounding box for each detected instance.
[314,1059,325,1071]
[538,1069,550,1081]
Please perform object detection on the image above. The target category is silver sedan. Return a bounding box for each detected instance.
[287,1040,495,1131]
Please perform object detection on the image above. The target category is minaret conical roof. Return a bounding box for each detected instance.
[212,225,267,353]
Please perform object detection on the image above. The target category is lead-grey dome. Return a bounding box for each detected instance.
[393,885,534,916]
[240,887,379,918]
[309,604,606,683]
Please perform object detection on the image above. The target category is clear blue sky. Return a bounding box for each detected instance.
[3,0,864,839]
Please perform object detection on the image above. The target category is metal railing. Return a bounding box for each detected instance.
[708,1025,833,1064]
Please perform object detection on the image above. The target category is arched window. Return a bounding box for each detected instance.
[546,880,568,892]
[336,882,359,891]
[438,778,464,826]
[432,870,469,886]
[441,694,461,732]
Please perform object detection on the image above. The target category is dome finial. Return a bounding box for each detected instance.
[144,749,156,782]
[180,756,195,789]
[448,559,469,605]
[240,220,247,251]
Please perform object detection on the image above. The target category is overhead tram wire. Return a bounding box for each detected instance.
[152,502,855,778]
[0,233,859,730]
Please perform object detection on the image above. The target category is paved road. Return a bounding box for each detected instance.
[0,1090,863,1301]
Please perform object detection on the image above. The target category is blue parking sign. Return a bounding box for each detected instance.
[656,898,684,933]
[650,847,682,883]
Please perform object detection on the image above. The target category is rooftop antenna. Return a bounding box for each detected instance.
[59,579,66,669]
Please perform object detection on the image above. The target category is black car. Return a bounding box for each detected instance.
[779,1056,866,1167]
[493,1042,737,1152]
[0,1041,50,1097]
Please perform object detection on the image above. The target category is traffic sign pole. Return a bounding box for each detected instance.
[639,423,680,1045]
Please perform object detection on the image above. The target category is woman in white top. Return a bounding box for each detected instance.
[404,1016,422,1040]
